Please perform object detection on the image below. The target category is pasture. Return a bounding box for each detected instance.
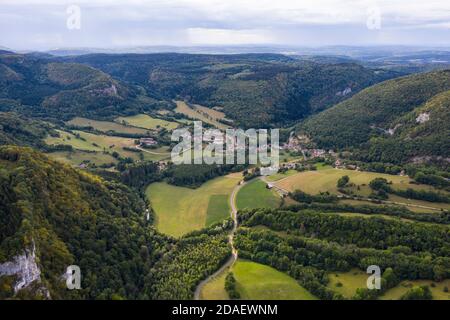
[47,150,117,167]
[45,130,141,160]
[380,279,450,300]
[115,114,179,131]
[199,269,230,300]
[67,117,149,135]
[274,168,449,210]
[327,269,369,298]
[145,174,240,237]
[328,269,450,300]
[236,179,281,210]
[233,260,317,300]
[174,101,228,129]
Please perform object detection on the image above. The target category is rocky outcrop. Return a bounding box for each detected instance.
[0,243,41,293]
[416,112,430,124]
[336,87,352,96]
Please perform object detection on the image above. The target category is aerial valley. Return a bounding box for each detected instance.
[0,49,449,301]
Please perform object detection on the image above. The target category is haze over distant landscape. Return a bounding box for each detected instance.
[1,0,450,51]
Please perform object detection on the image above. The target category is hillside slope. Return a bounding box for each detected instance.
[299,69,450,163]
[0,146,166,299]
[0,52,167,120]
[65,53,398,127]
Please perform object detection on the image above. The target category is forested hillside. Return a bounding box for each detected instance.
[64,53,397,127]
[299,69,450,163]
[0,112,54,148]
[0,51,169,121]
[0,146,162,299]
[0,146,234,300]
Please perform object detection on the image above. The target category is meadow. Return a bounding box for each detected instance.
[67,117,149,135]
[275,168,450,210]
[327,269,369,298]
[236,179,282,210]
[45,130,142,160]
[328,269,450,300]
[380,279,450,300]
[264,169,298,182]
[145,173,241,237]
[199,268,230,300]
[46,150,117,167]
[233,260,317,300]
[115,114,179,131]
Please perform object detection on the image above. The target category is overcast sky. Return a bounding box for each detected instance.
[1,0,449,50]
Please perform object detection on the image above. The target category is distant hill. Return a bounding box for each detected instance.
[64,53,398,127]
[299,69,450,164]
[0,51,168,121]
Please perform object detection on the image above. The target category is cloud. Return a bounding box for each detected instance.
[0,0,449,49]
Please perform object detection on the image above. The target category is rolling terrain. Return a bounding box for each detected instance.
[299,70,450,164]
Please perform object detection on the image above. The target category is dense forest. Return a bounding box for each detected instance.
[0,146,231,299]
[299,70,450,164]
[236,207,450,299]
[62,53,398,128]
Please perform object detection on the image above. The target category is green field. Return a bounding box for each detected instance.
[45,130,142,160]
[264,169,298,182]
[67,117,150,135]
[206,195,230,226]
[233,260,317,300]
[328,269,450,300]
[47,150,117,167]
[174,101,228,129]
[146,174,240,237]
[199,269,230,300]
[236,179,281,210]
[327,269,369,298]
[380,279,450,300]
[275,168,449,210]
[116,114,179,131]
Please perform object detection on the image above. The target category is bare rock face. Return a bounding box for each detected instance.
[0,243,41,293]
[416,112,430,124]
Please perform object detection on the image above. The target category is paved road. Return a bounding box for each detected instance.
[193,180,244,300]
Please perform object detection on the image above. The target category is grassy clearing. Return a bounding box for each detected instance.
[236,179,282,210]
[193,104,226,120]
[328,270,450,299]
[206,195,230,226]
[275,168,449,210]
[45,130,141,160]
[115,114,179,131]
[233,260,317,300]
[45,130,99,151]
[279,151,303,163]
[327,269,368,298]
[47,150,117,166]
[265,169,298,182]
[199,268,230,300]
[145,174,240,237]
[380,279,450,300]
[174,101,228,129]
[338,199,440,213]
[67,117,149,135]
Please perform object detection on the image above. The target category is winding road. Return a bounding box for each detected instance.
[193,180,244,300]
